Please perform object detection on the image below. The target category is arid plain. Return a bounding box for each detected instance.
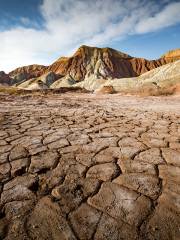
[0,0,180,238]
[0,92,179,240]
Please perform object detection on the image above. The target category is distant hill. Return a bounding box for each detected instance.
[0,46,180,91]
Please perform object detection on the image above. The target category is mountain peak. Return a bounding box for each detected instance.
[75,45,132,58]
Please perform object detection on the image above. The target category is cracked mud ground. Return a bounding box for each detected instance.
[0,93,179,240]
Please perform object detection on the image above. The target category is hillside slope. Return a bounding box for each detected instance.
[95,60,180,94]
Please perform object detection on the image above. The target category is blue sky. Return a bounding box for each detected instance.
[0,0,180,72]
[0,0,44,30]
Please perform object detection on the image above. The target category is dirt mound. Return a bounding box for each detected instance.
[95,85,115,94]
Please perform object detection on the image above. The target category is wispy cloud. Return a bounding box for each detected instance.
[135,1,180,33]
[0,0,180,72]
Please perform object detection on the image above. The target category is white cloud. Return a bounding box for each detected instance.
[135,2,180,33]
[0,0,179,72]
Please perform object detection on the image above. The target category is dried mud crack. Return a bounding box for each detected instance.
[0,93,179,240]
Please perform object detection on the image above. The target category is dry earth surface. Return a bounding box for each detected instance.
[0,92,179,240]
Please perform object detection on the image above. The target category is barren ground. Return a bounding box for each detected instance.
[0,93,179,240]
